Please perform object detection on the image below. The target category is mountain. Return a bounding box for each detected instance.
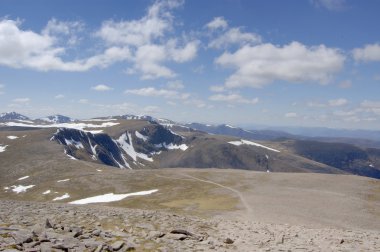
[39,115,75,124]
[263,126,380,142]
[281,139,380,179]
[186,123,296,141]
[0,112,29,121]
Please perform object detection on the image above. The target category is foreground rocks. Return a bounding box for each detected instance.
[0,200,379,251]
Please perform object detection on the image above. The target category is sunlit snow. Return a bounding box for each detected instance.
[117,132,153,162]
[69,189,158,205]
[17,176,29,181]
[229,139,280,152]
[11,185,35,193]
[1,121,119,133]
[156,143,188,151]
[53,193,70,201]
[0,145,8,152]
[64,138,84,149]
[42,190,51,195]
[57,179,70,182]
[7,136,19,140]
[135,131,148,141]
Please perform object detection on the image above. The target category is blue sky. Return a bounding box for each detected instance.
[0,0,380,129]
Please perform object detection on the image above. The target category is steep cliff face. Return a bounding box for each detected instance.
[51,124,187,169]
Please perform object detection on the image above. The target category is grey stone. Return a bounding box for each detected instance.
[12,230,33,244]
[45,219,53,229]
[224,238,234,244]
[111,240,124,251]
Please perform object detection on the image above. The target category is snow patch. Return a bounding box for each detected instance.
[0,145,8,152]
[228,139,280,152]
[156,143,188,151]
[64,138,84,149]
[7,136,19,140]
[17,176,29,181]
[16,119,34,124]
[1,121,119,133]
[69,189,158,205]
[42,190,51,195]
[117,132,153,162]
[53,193,70,201]
[11,185,35,193]
[57,179,70,182]
[369,164,374,167]
[83,118,117,122]
[135,131,148,141]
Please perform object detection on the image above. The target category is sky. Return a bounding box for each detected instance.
[0,0,379,130]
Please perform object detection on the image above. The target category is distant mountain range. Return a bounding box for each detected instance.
[1,111,380,179]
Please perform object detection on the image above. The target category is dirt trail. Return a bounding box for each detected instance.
[155,173,252,213]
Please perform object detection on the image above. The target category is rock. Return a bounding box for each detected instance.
[166,233,188,241]
[12,230,33,244]
[111,240,124,251]
[276,233,284,244]
[170,229,194,236]
[45,219,53,229]
[71,227,83,238]
[340,239,345,244]
[148,230,165,239]
[94,244,104,252]
[92,229,102,236]
[224,238,234,244]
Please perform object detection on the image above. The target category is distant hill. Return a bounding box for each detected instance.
[0,112,29,121]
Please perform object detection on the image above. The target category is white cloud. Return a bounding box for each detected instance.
[54,94,65,99]
[328,98,348,107]
[91,84,113,91]
[209,93,259,104]
[206,17,228,30]
[209,27,261,49]
[42,18,84,46]
[308,98,348,107]
[0,19,131,72]
[95,0,197,80]
[209,85,225,92]
[285,112,298,118]
[339,79,352,89]
[352,43,380,62]
[78,99,89,104]
[125,87,189,99]
[307,101,326,108]
[143,105,160,114]
[311,0,347,11]
[360,100,380,115]
[167,80,184,89]
[216,41,345,88]
[12,98,30,103]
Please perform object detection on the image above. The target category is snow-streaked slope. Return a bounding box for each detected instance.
[229,139,280,152]
[39,115,74,124]
[135,131,148,141]
[116,132,153,162]
[69,189,158,205]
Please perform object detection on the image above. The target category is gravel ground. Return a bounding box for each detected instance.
[1,200,379,251]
